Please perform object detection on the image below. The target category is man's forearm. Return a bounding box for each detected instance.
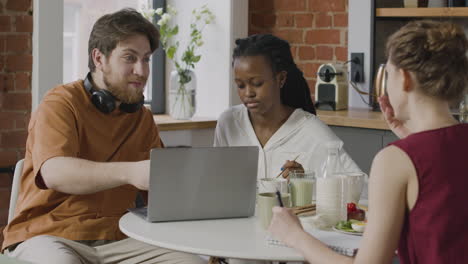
[41,156,147,195]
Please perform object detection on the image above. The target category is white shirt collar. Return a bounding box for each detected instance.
[236,105,310,151]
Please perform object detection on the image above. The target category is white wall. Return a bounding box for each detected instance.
[348,0,373,109]
[166,0,248,118]
[229,0,247,107]
[32,0,63,110]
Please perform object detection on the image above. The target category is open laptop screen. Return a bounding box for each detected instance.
[142,146,258,222]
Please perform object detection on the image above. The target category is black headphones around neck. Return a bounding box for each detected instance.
[84,73,144,114]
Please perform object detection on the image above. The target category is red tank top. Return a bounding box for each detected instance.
[391,124,468,264]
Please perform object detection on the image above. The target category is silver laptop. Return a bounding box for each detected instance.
[130,146,258,222]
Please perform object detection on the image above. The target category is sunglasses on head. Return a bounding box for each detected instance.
[350,63,387,101]
[374,63,387,98]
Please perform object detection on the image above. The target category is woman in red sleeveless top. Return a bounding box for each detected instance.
[268,20,468,264]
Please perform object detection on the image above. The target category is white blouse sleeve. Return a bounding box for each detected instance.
[213,109,231,147]
[214,124,227,147]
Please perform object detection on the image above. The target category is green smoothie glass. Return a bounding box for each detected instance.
[289,171,315,206]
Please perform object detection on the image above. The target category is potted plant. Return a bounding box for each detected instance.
[143,5,215,119]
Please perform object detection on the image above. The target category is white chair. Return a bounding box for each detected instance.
[8,159,24,224]
[0,253,32,263]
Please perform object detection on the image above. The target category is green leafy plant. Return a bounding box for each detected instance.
[143,5,215,86]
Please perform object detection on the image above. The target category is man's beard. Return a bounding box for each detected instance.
[103,73,145,104]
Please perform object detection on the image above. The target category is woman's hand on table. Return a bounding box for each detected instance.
[378,95,411,139]
[268,206,305,248]
[280,160,304,178]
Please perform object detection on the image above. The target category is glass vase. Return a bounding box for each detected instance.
[169,70,196,120]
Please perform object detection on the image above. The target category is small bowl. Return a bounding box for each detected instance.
[351,222,366,232]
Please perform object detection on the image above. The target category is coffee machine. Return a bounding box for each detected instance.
[314,64,348,111]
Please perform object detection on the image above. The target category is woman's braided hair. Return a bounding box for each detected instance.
[233,34,316,115]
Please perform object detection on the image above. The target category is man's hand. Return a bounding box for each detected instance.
[378,95,411,139]
[126,160,150,190]
[281,160,304,178]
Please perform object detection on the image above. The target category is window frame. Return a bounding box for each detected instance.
[149,0,166,114]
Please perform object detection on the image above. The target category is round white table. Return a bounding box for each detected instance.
[119,213,362,262]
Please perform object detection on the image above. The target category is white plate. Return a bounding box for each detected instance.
[332,226,363,236]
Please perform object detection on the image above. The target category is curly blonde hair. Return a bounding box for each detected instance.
[386,20,468,102]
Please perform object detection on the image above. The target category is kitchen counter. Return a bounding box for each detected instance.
[153,115,217,131]
[317,108,389,130]
[154,108,390,131]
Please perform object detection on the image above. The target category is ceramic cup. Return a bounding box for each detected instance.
[257,192,290,229]
[258,178,288,194]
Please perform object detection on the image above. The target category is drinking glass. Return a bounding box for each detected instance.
[289,171,315,206]
[345,172,367,204]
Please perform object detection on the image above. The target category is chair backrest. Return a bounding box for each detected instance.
[8,159,24,224]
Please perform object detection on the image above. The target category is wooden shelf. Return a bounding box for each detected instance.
[153,115,217,131]
[376,7,468,17]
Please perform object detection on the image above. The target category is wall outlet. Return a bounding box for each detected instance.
[350,53,364,83]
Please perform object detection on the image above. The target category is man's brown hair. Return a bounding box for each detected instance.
[386,20,468,103]
[88,8,160,72]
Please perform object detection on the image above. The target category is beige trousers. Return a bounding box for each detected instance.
[6,235,206,264]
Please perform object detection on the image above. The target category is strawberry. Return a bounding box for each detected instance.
[347,202,357,213]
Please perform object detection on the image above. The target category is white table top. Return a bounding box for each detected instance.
[119,212,362,261]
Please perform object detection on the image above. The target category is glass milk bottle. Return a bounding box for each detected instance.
[316,142,347,228]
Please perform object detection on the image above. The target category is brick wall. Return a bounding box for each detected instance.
[0,0,33,241]
[249,0,348,98]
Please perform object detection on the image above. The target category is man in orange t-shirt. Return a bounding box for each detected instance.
[2,8,205,264]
